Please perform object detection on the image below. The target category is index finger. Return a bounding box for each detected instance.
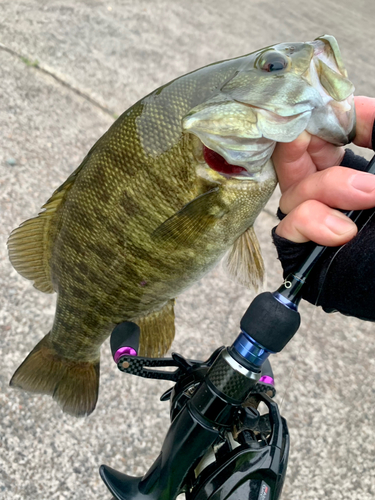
[272,131,344,193]
[353,96,375,149]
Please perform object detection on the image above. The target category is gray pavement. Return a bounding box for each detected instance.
[1,1,375,499]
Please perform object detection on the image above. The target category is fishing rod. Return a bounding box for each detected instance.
[100,155,375,500]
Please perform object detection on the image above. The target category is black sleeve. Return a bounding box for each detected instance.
[272,124,375,321]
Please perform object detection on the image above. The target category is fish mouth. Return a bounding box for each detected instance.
[187,126,278,181]
[304,36,355,144]
[184,104,306,181]
[185,103,312,181]
[192,132,276,180]
[183,35,355,181]
[199,140,275,181]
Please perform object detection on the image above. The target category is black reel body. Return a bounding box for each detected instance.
[188,395,289,500]
[100,382,287,500]
[101,324,287,500]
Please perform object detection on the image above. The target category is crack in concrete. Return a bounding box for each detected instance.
[0,42,117,119]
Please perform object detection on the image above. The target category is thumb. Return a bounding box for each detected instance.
[353,96,375,149]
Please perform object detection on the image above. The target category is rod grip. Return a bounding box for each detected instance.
[240,292,300,352]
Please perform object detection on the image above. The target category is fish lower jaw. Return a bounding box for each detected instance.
[195,136,275,182]
[201,157,271,182]
[220,157,276,185]
[219,171,256,180]
[224,146,277,181]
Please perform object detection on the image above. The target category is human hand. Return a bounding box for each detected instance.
[273,96,375,246]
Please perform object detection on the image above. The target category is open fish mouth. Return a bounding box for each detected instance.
[183,35,355,181]
[305,36,355,144]
[199,139,275,180]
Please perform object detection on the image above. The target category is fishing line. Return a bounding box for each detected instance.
[277,241,350,411]
[277,302,317,412]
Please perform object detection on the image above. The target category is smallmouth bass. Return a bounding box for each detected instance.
[8,35,355,416]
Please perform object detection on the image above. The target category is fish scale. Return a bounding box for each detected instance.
[8,35,355,416]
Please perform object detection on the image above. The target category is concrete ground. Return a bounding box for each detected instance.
[1,1,375,499]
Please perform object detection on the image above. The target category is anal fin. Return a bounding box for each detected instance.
[136,300,176,357]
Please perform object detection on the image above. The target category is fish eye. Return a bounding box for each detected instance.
[258,51,289,72]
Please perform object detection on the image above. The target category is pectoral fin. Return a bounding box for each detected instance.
[152,187,229,247]
[223,226,264,290]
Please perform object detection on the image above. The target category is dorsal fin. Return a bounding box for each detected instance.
[7,129,108,293]
[7,171,79,293]
[223,226,264,291]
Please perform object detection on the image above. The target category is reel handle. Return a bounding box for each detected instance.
[110,321,140,363]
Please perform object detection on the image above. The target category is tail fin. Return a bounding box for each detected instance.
[10,333,99,417]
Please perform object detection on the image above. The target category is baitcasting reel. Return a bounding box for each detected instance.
[100,288,297,500]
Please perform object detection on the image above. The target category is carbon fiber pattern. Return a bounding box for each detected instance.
[207,355,255,401]
[117,355,179,380]
[249,382,276,398]
[117,354,276,396]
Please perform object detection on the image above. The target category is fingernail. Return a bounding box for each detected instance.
[350,173,375,193]
[325,214,355,235]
